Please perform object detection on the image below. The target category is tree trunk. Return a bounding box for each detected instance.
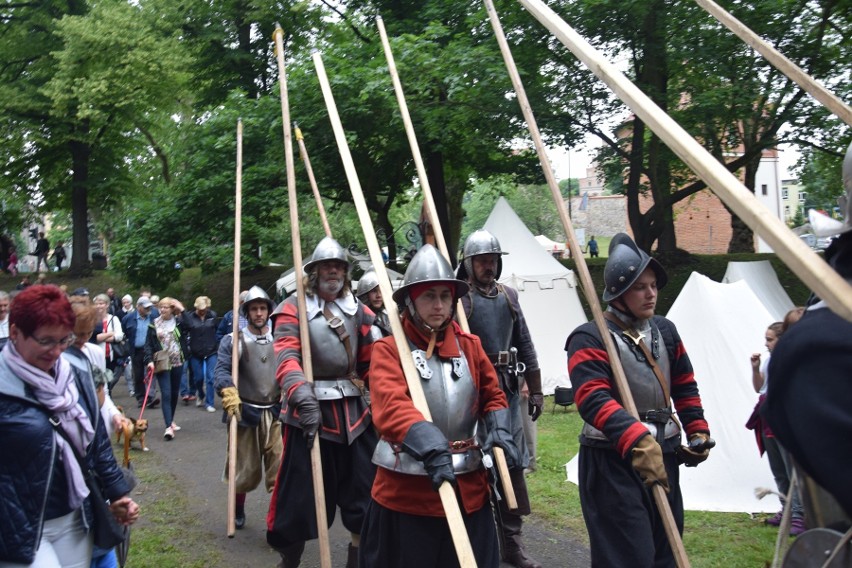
[425,149,457,264]
[727,159,757,253]
[69,134,92,276]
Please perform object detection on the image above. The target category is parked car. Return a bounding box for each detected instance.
[799,233,833,250]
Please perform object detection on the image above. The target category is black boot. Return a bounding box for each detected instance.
[276,541,305,568]
[346,543,358,568]
[234,506,245,530]
[500,511,542,568]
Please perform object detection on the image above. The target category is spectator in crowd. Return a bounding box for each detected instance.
[0,285,139,566]
[153,297,186,440]
[106,288,122,316]
[92,293,125,377]
[51,242,67,271]
[216,290,249,343]
[7,247,18,276]
[179,296,218,412]
[34,232,50,272]
[16,275,31,290]
[122,297,160,409]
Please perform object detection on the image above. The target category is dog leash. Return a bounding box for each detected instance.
[137,366,155,421]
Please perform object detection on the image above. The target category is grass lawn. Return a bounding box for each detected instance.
[530,403,784,567]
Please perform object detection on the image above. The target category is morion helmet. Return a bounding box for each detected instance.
[602,233,668,302]
[355,269,380,301]
[393,244,469,309]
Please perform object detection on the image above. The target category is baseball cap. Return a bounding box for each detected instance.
[137,297,154,308]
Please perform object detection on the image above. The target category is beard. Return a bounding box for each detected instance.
[319,278,343,297]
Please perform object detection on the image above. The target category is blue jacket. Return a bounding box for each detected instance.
[0,348,129,564]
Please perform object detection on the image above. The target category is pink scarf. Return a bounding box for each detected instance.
[4,342,94,510]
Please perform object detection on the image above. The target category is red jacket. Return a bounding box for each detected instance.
[369,319,507,517]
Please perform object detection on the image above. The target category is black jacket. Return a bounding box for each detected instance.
[179,310,219,358]
[0,348,129,564]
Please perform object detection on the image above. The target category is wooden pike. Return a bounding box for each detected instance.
[273,26,332,568]
[226,119,243,538]
[312,51,478,568]
[295,125,332,237]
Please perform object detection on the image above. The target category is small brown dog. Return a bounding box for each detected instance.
[115,413,149,467]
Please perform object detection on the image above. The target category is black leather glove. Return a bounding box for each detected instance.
[675,432,715,467]
[402,421,455,491]
[288,381,320,449]
[524,369,544,422]
[483,408,521,469]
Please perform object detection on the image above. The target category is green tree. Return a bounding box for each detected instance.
[0,0,192,274]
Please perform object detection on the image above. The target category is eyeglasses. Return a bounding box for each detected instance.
[29,333,76,350]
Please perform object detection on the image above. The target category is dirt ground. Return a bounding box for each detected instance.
[113,383,590,567]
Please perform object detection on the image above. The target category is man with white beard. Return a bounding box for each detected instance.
[266,236,382,568]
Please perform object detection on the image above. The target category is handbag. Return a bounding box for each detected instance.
[112,338,130,359]
[50,417,127,549]
[153,349,171,373]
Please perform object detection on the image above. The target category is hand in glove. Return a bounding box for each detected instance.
[402,421,455,491]
[675,432,714,468]
[631,435,670,493]
[220,386,242,422]
[524,369,544,422]
[483,408,521,469]
[288,382,320,449]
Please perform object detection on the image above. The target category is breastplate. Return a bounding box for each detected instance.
[373,339,482,475]
[582,323,676,442]
[467,289,513,354]
[306,301,358,378]
[237,333,280,404]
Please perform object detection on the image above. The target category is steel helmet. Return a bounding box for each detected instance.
[457,229,508,281]
[602,233,668,302]
[355,269,380,300]
[393,244,469,308]
[303,236,349,274]
[240,285,275,317]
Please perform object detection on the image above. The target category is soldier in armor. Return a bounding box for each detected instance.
[457,229,544,568]
[565,233,712,567]
[214,286,281,530]
[360,244,520,568]
[356,268,392,337]
[266,237,382,568]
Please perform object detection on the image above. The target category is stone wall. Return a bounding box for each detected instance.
[568,194,628,238]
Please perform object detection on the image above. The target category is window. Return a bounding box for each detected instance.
[761,184,768,196]
[799,192,806,204]
[785,205,791,218]
[782,188,789,199]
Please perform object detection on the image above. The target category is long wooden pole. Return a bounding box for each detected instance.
[693,0,852,127]
[295,125,332,237]
[226,119,243,538]
[484,1,689,565]
[517,0,852,323]
[312,51,477,568]
[375,15,517,511]
[273,26,332,568]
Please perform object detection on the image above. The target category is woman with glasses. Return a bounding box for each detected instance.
[0,285,139,567]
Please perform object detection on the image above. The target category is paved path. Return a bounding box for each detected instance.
[114,384,590,567]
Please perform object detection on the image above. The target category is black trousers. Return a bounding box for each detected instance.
[267,424,378,551]
[359,499,499,568]
[578,444,683,568]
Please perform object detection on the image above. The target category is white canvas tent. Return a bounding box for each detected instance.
[565,272,781,512]
[723,260,795,321]
[483,197,588,395]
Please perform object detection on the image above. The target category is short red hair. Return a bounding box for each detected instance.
[9,285,75,337]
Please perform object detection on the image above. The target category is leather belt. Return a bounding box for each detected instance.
[449,438,479,453]
[487,351,511,366]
